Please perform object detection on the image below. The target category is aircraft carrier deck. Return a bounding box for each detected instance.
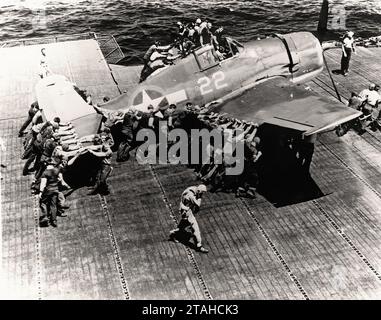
[1,34,381,300]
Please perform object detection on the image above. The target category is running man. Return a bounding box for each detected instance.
[169,184,209,253]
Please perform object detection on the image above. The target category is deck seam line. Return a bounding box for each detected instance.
[148,165,213,300]
[32,195,43,300]
[311,200,381,282]
[98,195,131,300]
[239,199,310,300]
[318,139,381,199]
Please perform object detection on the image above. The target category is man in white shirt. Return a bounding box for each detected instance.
[341,31,356,76]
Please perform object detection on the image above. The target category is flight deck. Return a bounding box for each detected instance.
[1,36,381,299]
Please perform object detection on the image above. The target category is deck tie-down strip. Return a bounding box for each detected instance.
[312,200,381,282]
[240,199,310,300]
[149,165,213,300]
[32,195,43,300]
[98,195,131,299]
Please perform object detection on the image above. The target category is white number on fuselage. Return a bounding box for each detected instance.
[197,71,228,95]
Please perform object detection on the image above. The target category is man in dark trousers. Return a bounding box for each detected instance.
[38,162,69,227]
[88,136,113,195]
[19,101,40,137]
[341,31,356,76]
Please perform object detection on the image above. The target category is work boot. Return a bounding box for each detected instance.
[196,246,209,254]
[168,233,179,243]
[39,217,49,227]
[50,220,57,228]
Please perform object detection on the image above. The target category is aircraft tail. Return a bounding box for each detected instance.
[317,0,329,36]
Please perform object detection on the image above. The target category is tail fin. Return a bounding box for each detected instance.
[317,0,329,36]
[317,0,329,34]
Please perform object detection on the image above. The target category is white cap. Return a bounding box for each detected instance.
[196,18,201,25]
[347,31,354,37]
[369,83,376,90]
[197,184,207,193]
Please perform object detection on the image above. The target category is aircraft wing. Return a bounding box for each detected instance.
[209,77,362,136]
[35,75,102,138]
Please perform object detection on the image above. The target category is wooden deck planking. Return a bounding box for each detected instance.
[0,40,129,299]
[2,41,381,300]
[105,160,206,300]
[153,165,305,299]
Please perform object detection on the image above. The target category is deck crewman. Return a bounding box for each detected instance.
[341,31,356,76]
[18,101,40,137]
[38,162,70,227]
[88,135,113,195]
[169,184,209,253]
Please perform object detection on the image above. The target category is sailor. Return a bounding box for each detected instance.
[140,42,169,82]
[163,104,177,130]
[341,31,356,76]
[116,112,135,162]
[177,21,188,39]
[169,184,209,253]
[19,101,40,137]
[358,83,381,130]
[38,162,70,227]
[193,18,203,47]
[88,135,113,195]
[359,83,381,107]
[39,47,51,78]
[35,133,60,180]
[79,127,114,148]
[142,40,172,65]
[200,22,213,46]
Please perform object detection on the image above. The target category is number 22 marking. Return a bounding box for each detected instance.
[198,71,228,95]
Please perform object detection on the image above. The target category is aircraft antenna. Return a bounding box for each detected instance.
[322,53,342,103]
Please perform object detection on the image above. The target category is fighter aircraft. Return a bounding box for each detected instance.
[35,0,360,142]
[99,0,361,140]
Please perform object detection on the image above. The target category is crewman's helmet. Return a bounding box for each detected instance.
[197,184,207,193]
[369,83,376,90]
[347,31,354,37]
[195,18,201,25]
[135,111,143,120]
[253,137,261,145]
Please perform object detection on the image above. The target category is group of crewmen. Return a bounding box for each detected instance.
[139,18,235,82]
[19,90,114,228]
[348,83,381,133]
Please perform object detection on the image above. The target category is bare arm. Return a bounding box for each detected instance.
[38,177,47,198]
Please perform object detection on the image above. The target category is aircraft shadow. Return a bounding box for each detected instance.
[62,152,102,192]
[255,125,325,207]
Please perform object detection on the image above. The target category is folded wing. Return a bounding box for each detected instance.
[35,75,102,138]
[209,77,361,136]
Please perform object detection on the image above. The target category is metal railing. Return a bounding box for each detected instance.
[0,32,125,65]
